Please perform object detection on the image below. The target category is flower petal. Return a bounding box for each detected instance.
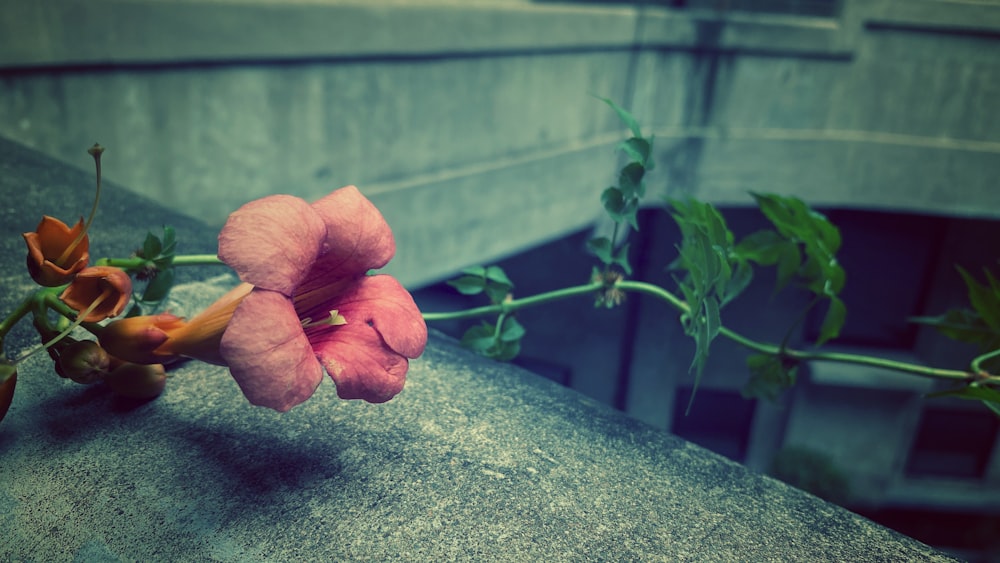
[308,275,427,403]
[59,266,132,322]
[311,323,411,403]
[220,289,323,412]
[218,195,326,296]
[23,216,90,287]
[302,186,396,285]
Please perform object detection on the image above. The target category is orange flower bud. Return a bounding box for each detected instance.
[23,215,91,287]
[60,266,132,322]
[99,313,186,365]
[104,362,166,399]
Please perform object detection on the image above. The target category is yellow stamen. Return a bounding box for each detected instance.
[301,310,348,329]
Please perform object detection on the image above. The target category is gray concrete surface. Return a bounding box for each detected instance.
[0,135,959,561]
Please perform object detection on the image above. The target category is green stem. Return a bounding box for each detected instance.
[0,292,41,343]
[43,293,103,336]
[971,348,1000,375]
[422,279,979,383]
[422,282,604,322]
[97,254,224,270]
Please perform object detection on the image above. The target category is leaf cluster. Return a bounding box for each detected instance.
[127,226,177,316]
[587,98,655,277]
[735,193,846,347]
[912,266,1000,415]
[447,265,526,361]
[669,193,847,405]
[668,199,750,412]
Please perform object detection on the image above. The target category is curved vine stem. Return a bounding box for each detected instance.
[422,278,987,385]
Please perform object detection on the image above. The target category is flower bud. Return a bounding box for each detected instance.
[99,313,186,365]
[103,362,167,399]
[57,340,112,384]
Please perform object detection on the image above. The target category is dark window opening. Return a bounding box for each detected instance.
[905,408,999,479]
[672,387,756,462]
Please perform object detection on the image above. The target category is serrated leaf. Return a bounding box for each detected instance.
[598,96,642,138]
[910,309,1000,351]
[733,230,785,264]
[957,266,1000,331]
[816,295,846,346]
[447,275,486,295]
[742,353,798,401]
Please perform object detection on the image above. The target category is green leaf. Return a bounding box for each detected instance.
[587,236,632,274]
[618,162,646,199]
[816,295,846,346]
[140,268,175,304]
[910,308,1000,351]
[160,225,177,256]
[598,96,642,138]
[588,237,614,265]
[484,266,513,287]
[723,260,753,305]
[460,323,496,353]
[927,384,1000,404]
[493,340,521,362]
[141,232,162,260]
[447,275,486,296]
[461,266,487,278]
[499,317,526,342]
[613,243,633,276]
[984,400,1000,418]
[957,266,1000,331]
[484,281,513,306]
[620,137,652,168]
[601,187,639,230]
[742,353,799,401]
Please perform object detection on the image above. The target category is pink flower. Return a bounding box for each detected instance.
[217,186,427,411]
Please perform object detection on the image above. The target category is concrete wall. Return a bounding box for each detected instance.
[2,0,999,289]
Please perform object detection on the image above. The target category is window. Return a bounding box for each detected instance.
[672,387,756,462]
[905,408,999,479]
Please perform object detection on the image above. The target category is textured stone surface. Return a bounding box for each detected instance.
[0,136,958,561]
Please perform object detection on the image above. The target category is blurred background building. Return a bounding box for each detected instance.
[2,0,999,558]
